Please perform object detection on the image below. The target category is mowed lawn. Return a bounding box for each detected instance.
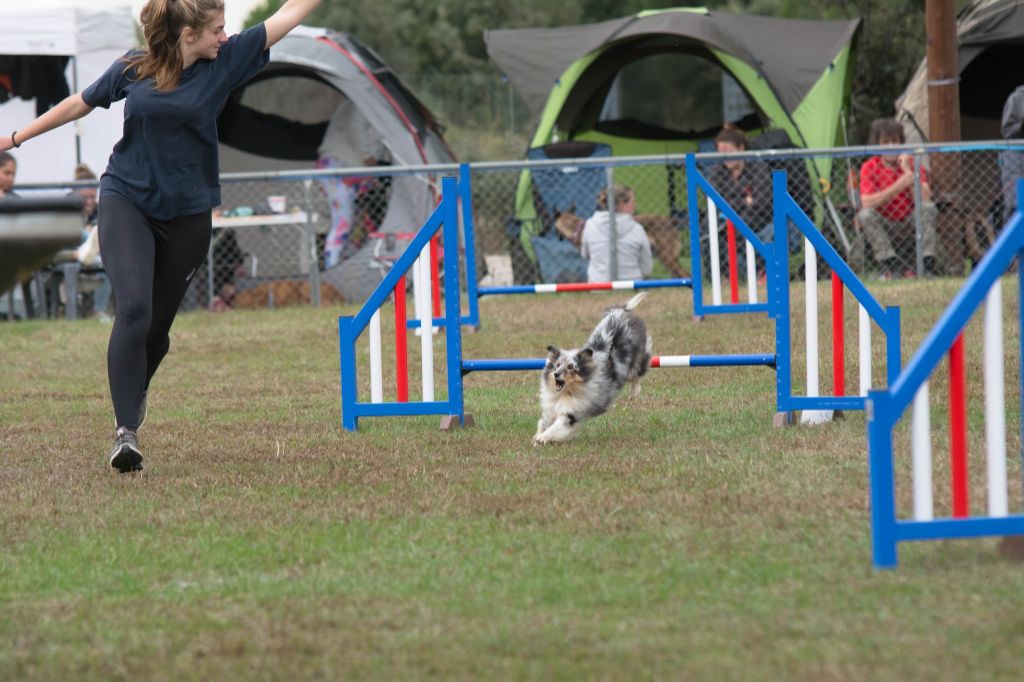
[3,278,1024,680]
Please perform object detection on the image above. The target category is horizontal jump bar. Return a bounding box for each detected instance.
[461,353,776,374]
[478,278,692,297]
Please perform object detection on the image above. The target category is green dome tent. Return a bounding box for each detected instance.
[485,7,861,260]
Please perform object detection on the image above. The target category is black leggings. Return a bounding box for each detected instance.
[98,194,211,430]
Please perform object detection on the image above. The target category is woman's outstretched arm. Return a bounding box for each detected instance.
[1,93,94,152]
[263,0,324,49]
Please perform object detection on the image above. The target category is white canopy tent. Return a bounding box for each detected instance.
[0,2,135,184]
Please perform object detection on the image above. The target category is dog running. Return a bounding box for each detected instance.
[533,293,652,445]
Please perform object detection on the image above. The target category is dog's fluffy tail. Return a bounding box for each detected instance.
[624,292,647,311]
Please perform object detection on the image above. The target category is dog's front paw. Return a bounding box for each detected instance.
[532,434,548,446]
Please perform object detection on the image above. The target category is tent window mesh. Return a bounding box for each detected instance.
[598,53,755,135]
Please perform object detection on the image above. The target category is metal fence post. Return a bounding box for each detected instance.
[206,238,214,309]
[302,180,320,307]
[912,151,924,278]
[606,166,617,281]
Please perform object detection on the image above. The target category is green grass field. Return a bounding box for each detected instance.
[3,278,1024,680]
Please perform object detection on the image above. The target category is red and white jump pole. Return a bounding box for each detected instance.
[707,198,722,305]
[800,238,830,424]
[801,244,878,424]
[910,280,1009,521]
[707,208,758,307]
[394,275,409,402]
[414,245,435,401]
[859,303,872,397]
[831,272,845,398]
[726,219,740,304]
[746,240,757,304]
[984,281,1008,516]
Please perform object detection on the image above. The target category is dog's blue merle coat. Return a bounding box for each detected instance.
[534,293,651,444]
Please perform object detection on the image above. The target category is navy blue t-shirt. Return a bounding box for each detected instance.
[82,24,269,220]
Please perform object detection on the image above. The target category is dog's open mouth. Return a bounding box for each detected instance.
[554,379,566,391]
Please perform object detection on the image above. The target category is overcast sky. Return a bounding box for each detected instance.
[88,0,266,35]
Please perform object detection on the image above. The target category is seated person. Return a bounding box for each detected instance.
[72,164,112,320]
[0,151,17,199]
[708,125,774,242]
[558,209,685,279]
[580,184,653,282]
[705,124,804,277]
[858,118,938,278]
[43,164,111,320]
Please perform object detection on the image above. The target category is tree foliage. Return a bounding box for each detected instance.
[245,0,955,152]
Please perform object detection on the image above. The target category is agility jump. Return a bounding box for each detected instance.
[338,164,901,431]
[451,154,896,426]
[866,180,1024,568]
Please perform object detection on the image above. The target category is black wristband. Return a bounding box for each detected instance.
[11,131,20,148]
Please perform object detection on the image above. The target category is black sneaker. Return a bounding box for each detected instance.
[109,427,143,473]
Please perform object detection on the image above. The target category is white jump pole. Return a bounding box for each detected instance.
[984,280,1008,517]
[745,240,757,304]
[369,308,383,403]
[804,238,819,398]
[411,252,423,338]
[416,246,434,401]
[800,238,833,424]
[912,382,934,520]
[707,197,722,306]
[859,304,872,396]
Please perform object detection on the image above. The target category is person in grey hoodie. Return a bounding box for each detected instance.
[580,184,653,283]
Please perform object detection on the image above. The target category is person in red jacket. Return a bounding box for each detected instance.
[858,118,938,278]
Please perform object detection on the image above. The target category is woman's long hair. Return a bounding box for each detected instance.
[123,0,225,92]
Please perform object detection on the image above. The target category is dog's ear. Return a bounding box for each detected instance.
[577,348,594,364]
[546,345,560,358]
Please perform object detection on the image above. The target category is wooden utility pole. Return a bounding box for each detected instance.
[925,0,962,273]
[926,0,961,143]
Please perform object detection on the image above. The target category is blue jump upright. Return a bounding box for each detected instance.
[769,170,901,417]
[338,176,467,431]
[866,180,1024,568]
[686,153,772,318]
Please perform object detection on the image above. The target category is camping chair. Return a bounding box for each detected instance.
[523,141,612,283]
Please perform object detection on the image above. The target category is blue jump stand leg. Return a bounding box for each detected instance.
[440,175,474,432]
[339,315,359,432]
[867,390,898,568]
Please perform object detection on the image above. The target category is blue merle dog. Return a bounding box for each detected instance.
[533,293,652,445]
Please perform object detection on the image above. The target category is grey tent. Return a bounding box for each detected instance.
[897,0,1024,141]
[216,26,455,302]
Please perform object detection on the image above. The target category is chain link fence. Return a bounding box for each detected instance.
[468,141,1024,291]
[186,164,453,311]
[11,141,1023,318]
